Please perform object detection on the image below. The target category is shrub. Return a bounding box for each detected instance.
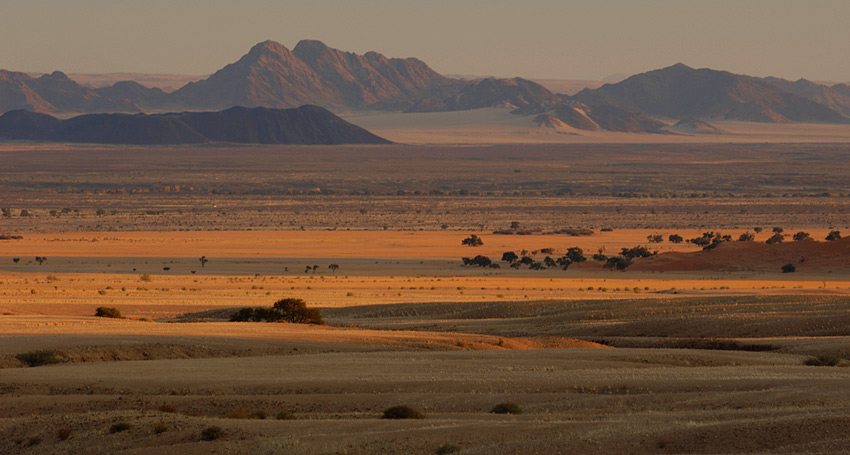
[804,355,840,366]
[140,273,152,282]
[158,404,176,413]
[273,298,324,324]
[765,233,785,244]
[95,306,123,319]
[792,231,812,241]
[276,411,297,420]
[826,230,842,241]
[461,234,483,246]
[668,234,684,243]
[109,422,131,434]
[230,298,324,325]
[781,263,796,273]
[58,428,71,440]
[738,232,755,242]
[381,405,425,419]
[16,350,64,367]
[490,402,522,415]
[436,444,461,454]
[153,423,168,434]
[201,426,223,441]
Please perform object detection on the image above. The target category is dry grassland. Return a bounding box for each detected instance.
[2,141,850,453]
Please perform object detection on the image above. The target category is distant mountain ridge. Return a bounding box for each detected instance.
[3,44,850,132]
[0,106,390,145]
[571,63,850,124]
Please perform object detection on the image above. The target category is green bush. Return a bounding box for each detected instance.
[436,444,461,454]
[230,298,323,325]
[201,426,223,441]
[804,355,840,366]
[490,402,522,415]
[381,405,425,420]
[16,350,64,367]
[109,422,131,434]
[95,306,123,319]
[276,411,297,420]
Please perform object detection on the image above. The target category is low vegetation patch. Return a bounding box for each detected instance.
[95,306,123,319]
[276,411,297,420]
[490,402,522,414]
[16,350,65,367]
[804,355,840,366]
[229,298,324,324]
[109,422,131,434]
[201,426,223,441]
[435,444,461,454]
[58,428,71,441]
[381,405,425,420]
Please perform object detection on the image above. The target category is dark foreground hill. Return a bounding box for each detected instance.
[0,105,391,145]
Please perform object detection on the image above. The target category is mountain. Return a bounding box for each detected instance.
[172,40,459,111]
[93,81,175,111]
[832,83,850,98]
[666,118,724,135]
[0,70,147,114]
[0,106,390,145]
[761,77,850,118]
[516,99,667,133]
[572,63,850,123]
[405,77,560,112]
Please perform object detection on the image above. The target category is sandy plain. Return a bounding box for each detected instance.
[2,138,850,454]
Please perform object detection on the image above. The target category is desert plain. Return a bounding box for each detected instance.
[2,140,850,454]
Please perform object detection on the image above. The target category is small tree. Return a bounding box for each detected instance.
[199,256,208,268]
[668,234,684,244]
[565,247,586,263]
[35,256,46,265]
[772,227,784,233]
[738,232,755,242]
[826,230,842,241]
[461,234,484,246]
[792,232,812,241]
[781,263,796,273]
[765,234,783,244]
[647,234,663,243]
[328,264,339,273]
[501,251,518,263]
[604,256,632,271]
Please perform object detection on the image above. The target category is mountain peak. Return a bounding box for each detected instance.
[247,40,290,57]
[293,39,331,54]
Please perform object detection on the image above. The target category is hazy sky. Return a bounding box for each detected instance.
[3,0,849,82]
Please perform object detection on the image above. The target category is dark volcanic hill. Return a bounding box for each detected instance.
[572,63,850,123]
[173,40,459,111]
[0,106,390,145]
[405,77,561,113]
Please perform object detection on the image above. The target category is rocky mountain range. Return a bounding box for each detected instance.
[0,105,390,145]
[3,41,850,136]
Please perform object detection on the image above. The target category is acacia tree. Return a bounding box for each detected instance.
[461,234,484,246]
[328,264,339,273]
[668,234,684,244]
[501,251,519,263]
[826,230,842,241]
[199,256,208,268]
[792,232,812,241]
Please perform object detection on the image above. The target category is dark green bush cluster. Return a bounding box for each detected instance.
[16,350,64,367]
[490,402,522,414]
[201,426,223,441]
[230,298,324,324]
[804,355,840,366]
[95,306,123,319]
[381,405,425,420]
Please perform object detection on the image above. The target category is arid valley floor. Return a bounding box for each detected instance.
[2,141,850,454]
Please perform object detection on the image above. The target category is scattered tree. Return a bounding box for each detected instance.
[738,232,755,242]
[647,234,663,243]
[766,233,785,244]
[620,246,656,260]
[199,256,208,268]
[382,405,424,420]
[826,230,842,241]
[328,264,339,273]
[12,258,20,263]
[772,227,784,233]
[565,247,586,263]
[604,256,632,271]
[95,307,123,319]
[792,231,812,241]
[490,402,522,415]
[781,263,796,273]
[501,251,518,263]
[35,256,46,265]
[461,234,484,246]
[668,234,684,244]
